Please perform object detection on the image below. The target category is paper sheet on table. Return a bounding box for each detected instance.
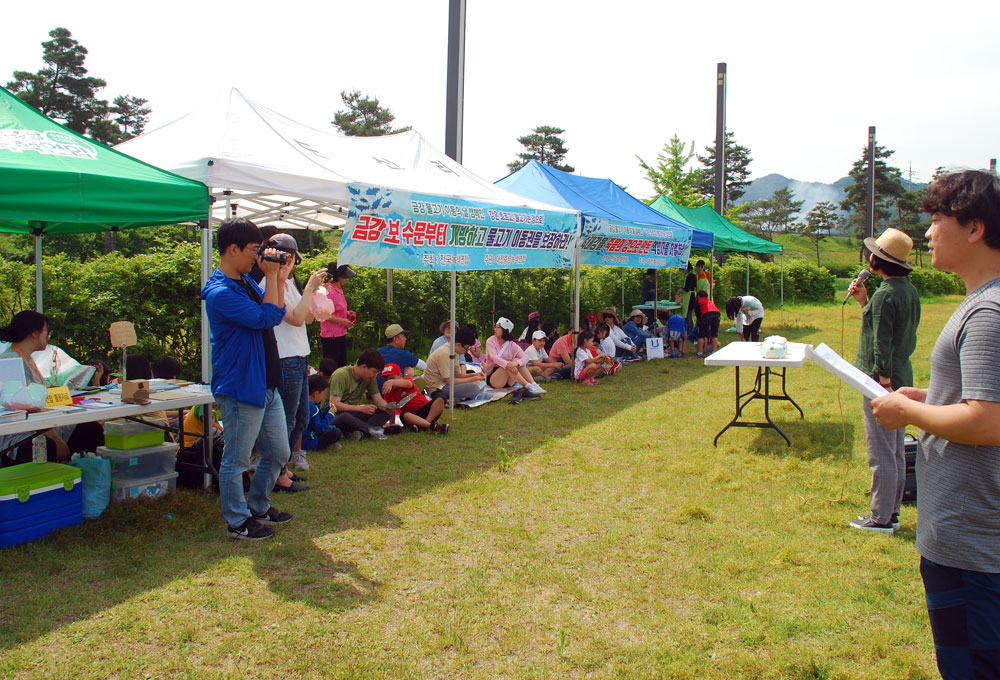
[805,343,889,400]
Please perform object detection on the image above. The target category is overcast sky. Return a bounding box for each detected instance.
[4,1,998,198]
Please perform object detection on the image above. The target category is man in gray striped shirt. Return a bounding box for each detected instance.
[872,170,1000,679]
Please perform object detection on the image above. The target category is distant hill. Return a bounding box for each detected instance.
[735,173,926,229]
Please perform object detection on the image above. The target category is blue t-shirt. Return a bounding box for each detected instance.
[377,345,421,388]
[667,314,687,333]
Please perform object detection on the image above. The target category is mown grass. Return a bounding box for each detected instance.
[0,299,959,679]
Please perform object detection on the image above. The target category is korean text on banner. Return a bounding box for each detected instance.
[578,216,692,269]
[337,184,578,271]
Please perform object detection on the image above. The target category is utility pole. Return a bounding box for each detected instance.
[714,63,726,216]
[865,126,876,240]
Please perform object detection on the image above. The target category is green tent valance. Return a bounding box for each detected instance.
[649,195,782,255]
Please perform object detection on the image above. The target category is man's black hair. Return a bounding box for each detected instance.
[455,327,476,347]
[357,348,385,370]
[152,356,182,379]
[308,373,329,394]
[923,170,1000,249]
[217,217,262,255]
[540,321,558,337]
[318,357,338,376]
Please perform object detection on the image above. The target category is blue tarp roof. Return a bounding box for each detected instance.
[496,160,714,250]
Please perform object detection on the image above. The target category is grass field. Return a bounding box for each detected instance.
[0,298,958,679]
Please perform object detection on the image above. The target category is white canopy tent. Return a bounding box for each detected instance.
[116,89,578,392]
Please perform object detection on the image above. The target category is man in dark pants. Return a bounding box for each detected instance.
[872,170,1000,679]
[329,349,393,441]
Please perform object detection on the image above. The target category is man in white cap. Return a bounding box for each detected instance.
[847,227,921,535]
[524,329,564,380]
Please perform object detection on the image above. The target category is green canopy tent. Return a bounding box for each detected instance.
[0,86,209,373]
[650,195,786,320]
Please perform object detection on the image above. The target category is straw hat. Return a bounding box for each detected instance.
[628,308,647,323]
[864,228,913,270]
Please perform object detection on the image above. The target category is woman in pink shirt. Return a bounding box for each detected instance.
[481,317,544,395]
[319,262,357,369]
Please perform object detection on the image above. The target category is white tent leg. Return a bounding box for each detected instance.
[387,269,393,303]
[448,271,456,419]
[745,251,750,295]
[780,252,784,325]
[620,270,625,310]
[201,191,214,384]
[34,231,43,313]
[573,215,582,335]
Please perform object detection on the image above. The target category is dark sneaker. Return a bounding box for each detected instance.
[227,517,275,540]
[252,506,293,525]
[849,516,894,535]
[384,424,404,435]
[289,472,307,483]
[520,388,541,400]
[273,480,308,493]
[508,389,524,405]
[406,423,421,433]
[345,430,363,442]
[433,422,450,435]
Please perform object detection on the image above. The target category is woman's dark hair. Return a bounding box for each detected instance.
[525,317,542,338]
[869,253,911,277]
[125,354,153,380]
[85,359,112,386]
[923,170,1000,249]
[646,268,656,277]
[217,217,262,255]
[657,310,670,322]
[0,311,50,344]
[725,297,743,319]
[455,327,476,347]
[541,322,558,337]
[495,324,513,342]
[577,330,595,348]
[595,323,610,338]
[152,356,182,380]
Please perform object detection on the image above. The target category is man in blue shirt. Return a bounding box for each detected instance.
[202,218,293,540]
[376,323,427,389]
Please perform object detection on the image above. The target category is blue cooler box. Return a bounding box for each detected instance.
[0,462,83,548]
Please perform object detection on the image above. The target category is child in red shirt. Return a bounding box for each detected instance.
[695,290,722,357]
[379,363,449,434]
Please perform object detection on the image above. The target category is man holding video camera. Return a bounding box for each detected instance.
[202,217,294,540]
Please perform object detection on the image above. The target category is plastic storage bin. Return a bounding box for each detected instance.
[111,471,178,502]
[0,462,82,548]
[103,420,165,450]
[97,442,178,482]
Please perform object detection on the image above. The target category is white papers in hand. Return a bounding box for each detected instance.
[805,343,889,400]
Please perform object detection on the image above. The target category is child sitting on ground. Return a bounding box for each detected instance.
[303,374,344,451]
[524,330,563,380]
[574,330,611,386]
[379,363,450,434]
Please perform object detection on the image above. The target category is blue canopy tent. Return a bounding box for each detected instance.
[497,160,714,329]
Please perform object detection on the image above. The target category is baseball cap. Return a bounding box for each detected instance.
[531,330,547,340]
[266,233,302,264]
[385,323,408,339]
[380,363,402,377]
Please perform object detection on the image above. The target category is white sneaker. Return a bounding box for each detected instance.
[292,451,309,471]
[526,382,546,395]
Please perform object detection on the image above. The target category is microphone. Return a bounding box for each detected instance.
[842,269,870,305]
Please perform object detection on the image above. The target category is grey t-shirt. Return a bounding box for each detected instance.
[916,277,1000,573]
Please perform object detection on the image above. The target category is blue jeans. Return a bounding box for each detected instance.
[921,556,1000,679]
[279,356,309,453]
[216,390,290,527]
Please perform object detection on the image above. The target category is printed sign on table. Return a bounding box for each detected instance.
[338,184,578,271]
[578,216,692,269]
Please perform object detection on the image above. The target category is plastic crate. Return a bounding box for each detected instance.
[97,442,178,482]
[0,462,82,548]
[111,471,178,502]
[103,420,165,450]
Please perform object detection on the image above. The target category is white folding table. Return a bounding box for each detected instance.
[704,341,808,447]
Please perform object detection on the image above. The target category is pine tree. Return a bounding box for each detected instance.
[694,131,753,206]
[839,143,905,241]
[331,90,410,136]
[507,125,574,173]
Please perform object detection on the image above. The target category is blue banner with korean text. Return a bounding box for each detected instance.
[337,184,579,271]
[578,216,692,269]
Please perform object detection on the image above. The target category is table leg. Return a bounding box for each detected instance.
[777,367,804,418]
[762,368,792,447]
[713,366,743,446]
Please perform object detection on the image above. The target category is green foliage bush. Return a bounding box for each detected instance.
[713,255,835,305]
[863,267,964,298]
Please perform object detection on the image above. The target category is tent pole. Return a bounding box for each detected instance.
[201,191,214,383]
[780,252,784,325]
[387,269,393,303]
[573,214,582,337]
[746,251,750,296]
[653,270,658,329]
[33,228,43,313]
[449,271,456,420]
[620,270,625,311]
[710,248,715,299]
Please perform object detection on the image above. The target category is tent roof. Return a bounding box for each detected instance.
[0,86,209,234]
[496,161,713,249]
[115,89,573,222]
[649,195,782,254]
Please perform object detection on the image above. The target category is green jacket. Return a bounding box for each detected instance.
[854,277,921,388]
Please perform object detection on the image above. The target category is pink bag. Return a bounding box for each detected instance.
[310,287,335,321]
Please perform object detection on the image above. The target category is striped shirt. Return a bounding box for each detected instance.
[917,277,1000,573]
